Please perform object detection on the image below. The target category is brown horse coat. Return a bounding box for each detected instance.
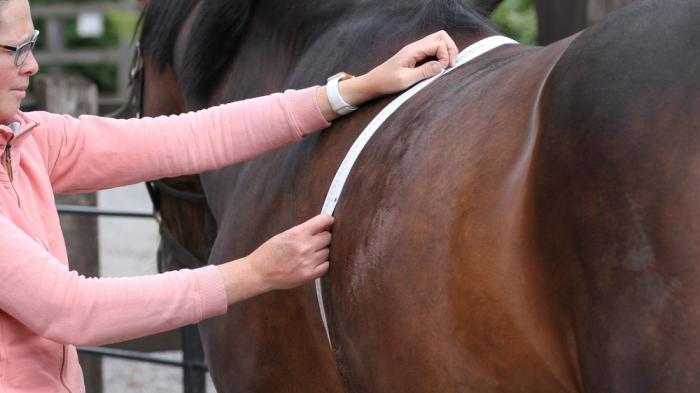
[140,0,700,391]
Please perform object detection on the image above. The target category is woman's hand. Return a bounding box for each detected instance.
[318,30,459,120]
[351,30,459,99]
[217,214,333,304]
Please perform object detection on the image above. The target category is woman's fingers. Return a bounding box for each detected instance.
[311,261,330,279]
[310,231,332,252]
[328,30,459,105]
[409,40,451,68]
[395,30,461,88]
[314,247,330,261]
[295,214,334,236]
[432,30,459,66]
[295,215,332,255]
[411,30,459,67]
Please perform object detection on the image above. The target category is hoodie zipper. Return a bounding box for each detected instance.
[4,138,20,208]
[3,121,40,209]
[4,124,50,251]
[59,345,72,392]
[5,142,12,181]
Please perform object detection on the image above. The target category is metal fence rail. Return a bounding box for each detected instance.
[56,204,152,218]
[79,346,208,370]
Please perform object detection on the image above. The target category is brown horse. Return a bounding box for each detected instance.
[139,0,700,391]
[132,19,212,274]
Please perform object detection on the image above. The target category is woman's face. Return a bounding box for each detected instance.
[0,0,37,123]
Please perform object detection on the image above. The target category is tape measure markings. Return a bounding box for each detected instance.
[315,35,518,346]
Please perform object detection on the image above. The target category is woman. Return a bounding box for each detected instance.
[0,0,457,391]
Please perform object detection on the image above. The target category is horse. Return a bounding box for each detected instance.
[138,0,700,391]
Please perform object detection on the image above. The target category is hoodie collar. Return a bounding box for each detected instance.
[0,111,39,148]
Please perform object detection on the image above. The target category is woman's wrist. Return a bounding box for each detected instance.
[316,74,378,122]
[217,257,267,305]
[315,31,458,123]
[338,74,377,107]
[316,86,340,122]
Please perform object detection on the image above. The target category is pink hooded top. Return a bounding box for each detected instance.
[0,87,330,392]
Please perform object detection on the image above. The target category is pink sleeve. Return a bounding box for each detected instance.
[33,87,330,193]
[0,214,228,346]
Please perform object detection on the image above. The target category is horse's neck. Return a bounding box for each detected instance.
[255,0,493,45]
[201,0,495,105]
[235,3,491,89]
[255,0,431,24]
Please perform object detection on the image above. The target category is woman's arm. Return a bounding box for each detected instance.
[36,87,329,194]
[0,214,227,346]
[317,30,458,121]
[217,214,334,303]
[35,31,457,193]
[0,212,331,345]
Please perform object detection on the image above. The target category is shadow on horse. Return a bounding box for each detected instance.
[138,0,700,391]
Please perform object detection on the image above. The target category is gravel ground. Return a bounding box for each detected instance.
[96,184,216,392]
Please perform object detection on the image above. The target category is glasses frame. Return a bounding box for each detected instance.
[0,30,39,67]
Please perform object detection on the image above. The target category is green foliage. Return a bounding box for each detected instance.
[108,9,140,40]
[490,0,537,45]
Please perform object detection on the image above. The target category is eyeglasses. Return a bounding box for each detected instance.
[0,30,39,67]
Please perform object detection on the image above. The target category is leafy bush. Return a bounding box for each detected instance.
[490,0,537,45]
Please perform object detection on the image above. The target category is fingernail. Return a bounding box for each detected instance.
[451,55,457,65]
[431,62,443,74]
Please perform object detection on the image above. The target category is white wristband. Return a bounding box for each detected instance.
[326,72,358,116]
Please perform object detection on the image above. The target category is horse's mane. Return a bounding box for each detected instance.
[141,0,493,105]
[141,0,252,104]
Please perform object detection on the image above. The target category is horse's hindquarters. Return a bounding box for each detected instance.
[534,0,700,390]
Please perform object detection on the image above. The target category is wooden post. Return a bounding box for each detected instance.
[44,16,66,80]
[34,75,103,393]
[35,75,98,116]
[535,0,588,45]
[535,0,636,45]
[586,0,637,25]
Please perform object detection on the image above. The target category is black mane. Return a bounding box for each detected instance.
[141,0,253,104]
[141,0,494,105]
[140,0,197,72]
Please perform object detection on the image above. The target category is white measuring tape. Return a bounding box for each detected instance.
[315,35,518,346]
